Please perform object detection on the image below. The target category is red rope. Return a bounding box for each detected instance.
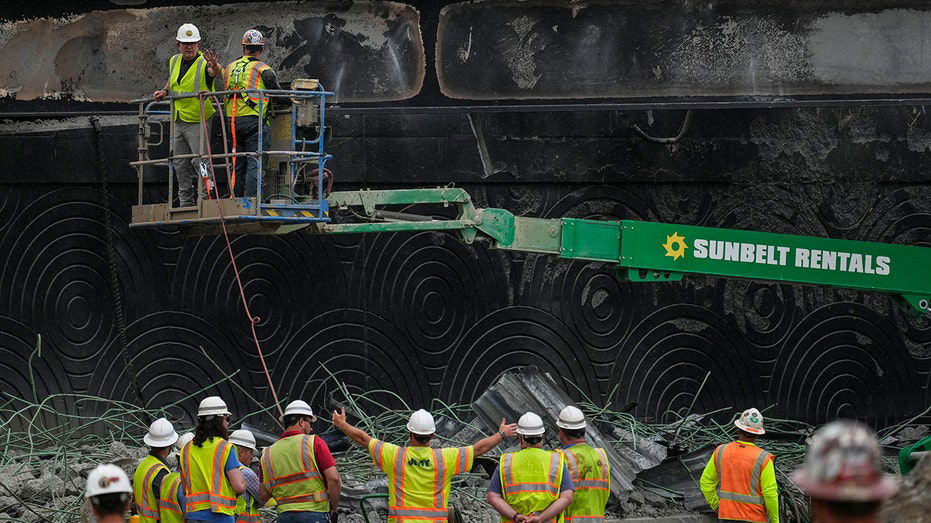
[198,92,284,420]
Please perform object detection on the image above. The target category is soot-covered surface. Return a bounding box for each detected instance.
[0,1,929,432]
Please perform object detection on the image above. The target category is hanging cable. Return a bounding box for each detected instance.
[198,93,284,420]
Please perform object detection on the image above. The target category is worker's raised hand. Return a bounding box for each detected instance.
[204,49,221,75]
[498,418,518,438]
[332,407,348,429]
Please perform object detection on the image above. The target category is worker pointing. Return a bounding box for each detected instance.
[133,417,179,522]
[487,412,574,523]
[555,406,610,521]
[153,23,221,208]
[180,396,246,523]
[700,408,779,523]
[262,400,341,523]
[332,407,518,522]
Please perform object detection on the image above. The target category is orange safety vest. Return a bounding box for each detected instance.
[712,441,774,523]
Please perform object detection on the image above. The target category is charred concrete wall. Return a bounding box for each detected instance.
[0,1,929,431]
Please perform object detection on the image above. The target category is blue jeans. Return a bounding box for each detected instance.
[228,115,270,199]
[278,511,331,523]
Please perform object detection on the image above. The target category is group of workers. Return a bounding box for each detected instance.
[83,397,610,523]
[153,23,283,206]
[82,398,900,523]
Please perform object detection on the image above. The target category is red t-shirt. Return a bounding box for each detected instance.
[280,430,336,471]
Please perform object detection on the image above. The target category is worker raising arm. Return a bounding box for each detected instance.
[152,23,221,208]
[332,407,517,523]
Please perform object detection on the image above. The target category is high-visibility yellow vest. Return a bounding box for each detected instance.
[712,442,774,523]
[261,434,329,513]
[499,447,566,523]
[158,471,185,523]
[369,439,475,523]
[559,444,610,522]
[234,466,262,523]
[224,56,271,118]
[133,455,169,522]
[180,438,238,515]
[168,52,215,123]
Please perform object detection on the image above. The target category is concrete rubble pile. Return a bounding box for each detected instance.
[0,368,927,521]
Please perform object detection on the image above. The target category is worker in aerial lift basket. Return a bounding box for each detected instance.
[792,421,898,523]
[87,463,134,522]
[260,400,341,523]
[555,406,611,521]
[133,417,179,522]
[332,406,518,522]
[152,23,222,208]
[700,408,780,522]
[487,412,575,523]
[180,396,246,523]
[223,29,287,200]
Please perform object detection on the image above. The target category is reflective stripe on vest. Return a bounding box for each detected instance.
[235,466,262,523]
[224,57,270,118]
[382,444,470,523]
[499,448,564,523]
[158,472,185,523]
[133,455,168,521]
[560,445,610,521]
[168,52,215,122]
[713,442,773,523]
[180,438,238,514]
[261,434,329,512]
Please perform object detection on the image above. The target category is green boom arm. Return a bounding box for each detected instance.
[320,188,931,315]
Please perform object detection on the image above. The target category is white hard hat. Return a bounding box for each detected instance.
[517,412,546,436]
[86,464,132,498]
[228,429,257,451]
[556,406,587,430]
[280,400,316,422]
[792,420,898,502]
[734,407,765,435]
[176,23,201,43]
[407,409,436,435]
[197,396,231,418]
[143,417,179,448]
[176,432,194,449]
[242,29,266,46]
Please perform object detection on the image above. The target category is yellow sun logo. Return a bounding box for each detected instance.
[662,232,688,260]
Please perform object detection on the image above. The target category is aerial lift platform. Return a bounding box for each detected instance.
[129,85,931,316]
